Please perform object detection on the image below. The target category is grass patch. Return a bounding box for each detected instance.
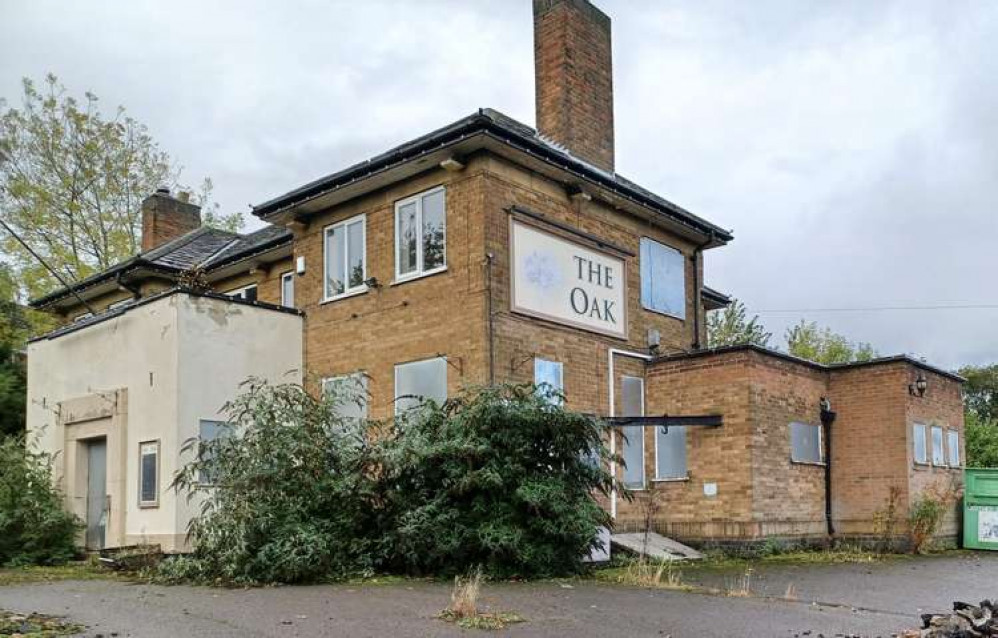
[0,561,121,586]
[0,610,83,637]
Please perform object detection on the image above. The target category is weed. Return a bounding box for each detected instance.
[726,567,753,597]
[437,569,525,631]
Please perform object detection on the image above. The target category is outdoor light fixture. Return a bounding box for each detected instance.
[819,397,832,413]
[909,372,928,398]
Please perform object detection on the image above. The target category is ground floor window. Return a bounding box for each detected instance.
[913,423,928,464]
[947,429,960,467]
[322,373,369,420]
[619,375,644,489]
[790,421,822,464]
[394,357,447,414]
[656,426,687,479]
[931,425,945,466]
[534,358,564,405]
[198,419,230,484]
[138,440,159,507]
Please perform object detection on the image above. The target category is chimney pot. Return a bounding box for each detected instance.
[534,0,615,172]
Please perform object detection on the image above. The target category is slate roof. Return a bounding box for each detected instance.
[253,108,734,244]
[30,225,291,308]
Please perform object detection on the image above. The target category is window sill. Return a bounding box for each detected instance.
[913,461,931,469]
[640,304,686,322]
[139,502,159,509]
[391,266,448,286]
[321,286,369,305]
[652,476,690,483]
[791,460,826,467]
[622,485,647,492]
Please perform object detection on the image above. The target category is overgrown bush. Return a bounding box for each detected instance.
[0,437,81,566]
[908,480,961,554]
[161,381,617,584]
[966,413,998,468]
[377,384,616,578]
[160,380,383,584]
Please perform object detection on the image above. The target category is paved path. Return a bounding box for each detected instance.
[2,553,995,637]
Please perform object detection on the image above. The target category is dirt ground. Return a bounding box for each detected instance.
[1,552,995,637]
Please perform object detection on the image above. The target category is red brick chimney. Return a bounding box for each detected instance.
[533,0,615,173]
[141,188,201,252]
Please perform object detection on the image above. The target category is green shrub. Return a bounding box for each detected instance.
[0,437,81,566]
[377,384,616,578]
[966,413,998,468]
[163,380,618,584]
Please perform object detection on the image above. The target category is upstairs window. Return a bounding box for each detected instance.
[395,187,446,280]
[394,357,447,414]
[790,422,822,464]
[534,358,564,405]
[324,214,367,300]
[913,423,928,464]
[947,430,960,467]
[138,441,159,507]
[281,271,295,308]
[228,284,257,302]
[639,237,686,319]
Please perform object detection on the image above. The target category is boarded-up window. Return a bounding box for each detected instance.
[394,357,447,414]
[913,423,928,464]
[322,374,369,420]
[790,422,822,464]
[620,376,644,489]
[656,426,687,479]
[139,441,159,506]
[639,237,685,319]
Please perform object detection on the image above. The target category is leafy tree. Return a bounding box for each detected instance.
[0,436,81,566]
[966,413,998,468]
[0,264,52,438]
[959,364,998,423]
[706,298,771,348]
[785,320,877,365]
[0,74,242,299]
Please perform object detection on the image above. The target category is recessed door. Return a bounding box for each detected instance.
[85,439,107,550]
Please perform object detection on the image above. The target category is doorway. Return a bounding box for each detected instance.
[85,438,107,550]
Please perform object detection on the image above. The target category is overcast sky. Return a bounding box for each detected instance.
[2,0,996,369]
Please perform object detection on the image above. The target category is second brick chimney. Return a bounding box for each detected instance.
[533,0,614,173]
[141,188,202,252]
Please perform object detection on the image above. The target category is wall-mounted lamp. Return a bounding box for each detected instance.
[909,372,928,398]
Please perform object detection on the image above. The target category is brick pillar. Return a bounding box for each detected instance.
[141,189,202,252]
[533,0,615,173]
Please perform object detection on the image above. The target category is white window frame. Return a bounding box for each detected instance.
[323,213,368,302]
[947,429,960,468]
[619,375,646,490]
[321,373,369,420]
[533,358,564,405]
[393,356,448,416]
[281,271,295,308]
[394,186,447,282]
[654,425,689,481]
[789,421,824,465]
[138,440,160,508]
[226,283,258,301]
[913,423,929,465]
[931,425,946,466]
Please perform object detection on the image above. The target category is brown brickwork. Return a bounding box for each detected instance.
[141,190,201,252]
[534,0,615,172]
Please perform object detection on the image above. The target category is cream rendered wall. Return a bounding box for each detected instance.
[27,292,303,552]
[173,295,303,539]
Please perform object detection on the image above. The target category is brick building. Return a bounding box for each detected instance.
[28,0,964,552]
